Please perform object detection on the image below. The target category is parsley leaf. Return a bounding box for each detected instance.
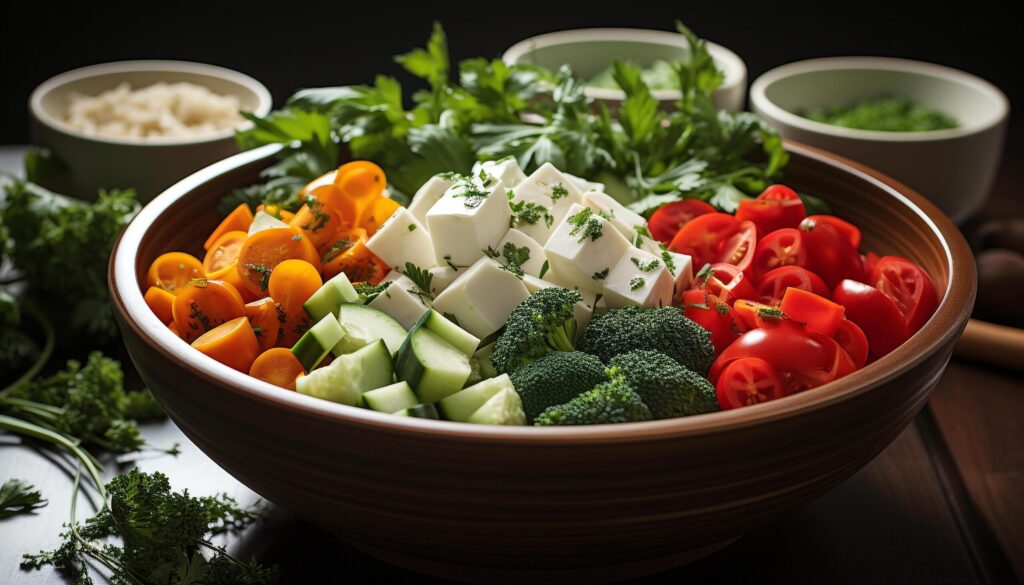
[402,262,434,302]
[568,207,604,242]
[0,479,46,520]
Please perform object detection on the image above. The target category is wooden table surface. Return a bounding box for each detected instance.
[1,146,1021,585]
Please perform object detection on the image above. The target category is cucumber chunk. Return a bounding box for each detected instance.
[466,387,527,425]
[394,404,440,419]
[333,303,407,356]
[290,314,344,371]
[304,272,359,322]
[438,374,511,422]
[360,381,418,413]
[296,339,393,405]
[420,310,479,356]
[395,327,471,404]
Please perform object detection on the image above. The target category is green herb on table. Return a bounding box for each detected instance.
[801,96,958,132]
[0,479,46,519]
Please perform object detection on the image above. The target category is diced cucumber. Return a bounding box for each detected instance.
[418,310,480,356]
[291,314,344,371]
[304,272,359,322]
[296,339,393,405]
[332,303,407,356]
[360,381,418,413]
[395,327,471,404]
[248,211,289,235]
[466,387,527,425]
[394,404,440,419]
[438,374,511,422]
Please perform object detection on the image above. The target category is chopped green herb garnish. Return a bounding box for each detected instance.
[246,263,273,291]
[442,254,466,271]
[300,194,330,233]
[478,168,495,187]
[408,223,417,231]
[354,280,392,304]
[802,96,958,132]
[450,176,490,209]
[660,250,677,274]
[402,262,434,301]
[568,208,603,242]
[550,183,569,201]
[509,199,553,229]
[443,312,461,326]
[539,259,550,279]
[592,267,609,281]
[321,239,355,264]
[695,263,715,284]
[493,242,531,277]
[715,303,729,315]
[756,307,787,320]
[630,257,660,272]
[629,277,645,290]
[291,234,303,241]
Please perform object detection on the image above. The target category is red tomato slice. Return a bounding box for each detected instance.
[669,213,740,271]
[862,251,881,275]
[751,228,807,280]
[734,185,807,235]
[804,215,861,249]
[756,266,831,306]
[709,320,856,394]
[780,287,846,337]
[833,319,869,368]
[692,263,759,305]
[716,220,758,272]
[869,256,939,333]
[832,279,911,358]
[648,200,716,243]
[681,289,745,355]
[733,299,789,330]
[799,218,865,288]
[715,357,785,410]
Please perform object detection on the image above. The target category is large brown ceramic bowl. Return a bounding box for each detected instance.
[109,142,974,583]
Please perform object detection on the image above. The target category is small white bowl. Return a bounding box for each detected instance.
[503,28,747,112]
[30,60,272,201]
[750,57,1009,223]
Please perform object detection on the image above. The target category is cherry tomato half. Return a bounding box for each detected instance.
[752,228,807,280]
[833,318,869,368]
[779,287,846,337]
[832,279,911,358]
[648,199,717,243]
[869,256,939,333]
[669,213,740,271]
[757,266,831,306]
[709,320,856,394]
[682,290,746,355]
[716,358,785,410]
[804,215,861,249]
[734,185,807,235]
[799,218,865,288]
[716,220,758,272]
[692,262,759,305]
[862,251,881,275]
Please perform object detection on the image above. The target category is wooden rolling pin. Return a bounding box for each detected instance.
[954,319,1024,371]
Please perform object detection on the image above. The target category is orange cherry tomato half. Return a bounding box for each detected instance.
[715,357,786,410]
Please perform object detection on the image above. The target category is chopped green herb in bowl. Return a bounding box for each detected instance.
[801,96,958,132]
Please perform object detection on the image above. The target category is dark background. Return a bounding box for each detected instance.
[1,3,1020,159]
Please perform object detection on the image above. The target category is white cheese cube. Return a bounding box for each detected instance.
[582,190,648,241]
[248,211,289,235]
[426,179,511,266]
[431,258,530,339]
[564,171,604,194]
[427,265,459,296]
[365,207,435,271]
[369,271,431,330]
[521,276,597,334]
[639,236,694,295]
[602,249,674,309]
[509,163,585,244]
[542,203,632,294]
[473,157,527,190]
[407,175,454,226]
[495,229,547,278]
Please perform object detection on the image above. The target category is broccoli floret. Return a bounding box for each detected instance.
[492,287,582,374]
[578,306,714,375]
[534,375,652,426]
[608,350,719,419]
[509,351,608,422]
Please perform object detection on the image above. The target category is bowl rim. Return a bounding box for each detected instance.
[749,56,1010,143]
[109,142,974,444]
[29,60,273,147]
[501,27,747,102]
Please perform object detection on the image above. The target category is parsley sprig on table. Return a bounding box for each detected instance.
[0,479,46,519]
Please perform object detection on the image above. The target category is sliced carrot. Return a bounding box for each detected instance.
[203,230,248,274]
[172,278,247,343]
[290,191,346,249]
[328,161,387,227]
[301,169,338,196]
[192,316,260,372]
[206,262,258,303]
[246,297,283,352]
[268,259,322,346]
[249,347,306,390]
[323,239,389,283]
[235,226,321,298]
[204,203,254,251]
[147,252,204,294]
[144,286,176,323]
[168,320,180,336]
[360,197,402,236]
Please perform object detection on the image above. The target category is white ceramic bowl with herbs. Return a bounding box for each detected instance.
[750,57,1008,223]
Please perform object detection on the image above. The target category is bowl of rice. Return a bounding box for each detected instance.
[30,60,272,201]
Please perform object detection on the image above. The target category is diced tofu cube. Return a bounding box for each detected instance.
[542,203,631,294]
[508,163,584,244]
[427,265,460,296]
[639,236,694,295]
[426,179,510,266]
[602,249,674,309]
[495,229,547,278]
[432,258,530,339]
[364,208,435,272]
[369,271,431,329]
[564,171,604,194]
[407,175,454,226]
[582,190,648,241]
[473,157,527,189]
[521,276,597,334]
